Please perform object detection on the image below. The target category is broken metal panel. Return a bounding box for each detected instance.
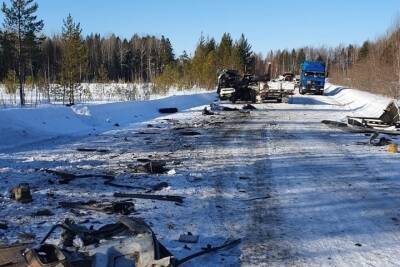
[347,101,400,132]
[379,101,400,124]
[0,244,29,267]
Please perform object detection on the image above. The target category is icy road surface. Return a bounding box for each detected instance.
[1,85,400,266]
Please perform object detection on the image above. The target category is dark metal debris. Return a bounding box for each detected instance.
[202,107,215,115]
[242,104,257,110]
[31,209,54,217]
[159,108,178,114]
[114,192,184,203]
[10,183,32,203]
[59,200,134,215]
[43,169,114,184]
[179,232,199,243]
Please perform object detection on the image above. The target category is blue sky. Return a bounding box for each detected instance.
[33,0,400,56]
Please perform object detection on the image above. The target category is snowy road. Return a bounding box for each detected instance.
[1,86,400,266]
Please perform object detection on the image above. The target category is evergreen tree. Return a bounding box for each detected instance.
[1,0,43,106]
[160,35,174,70]
[358,41,370,61]
[61,14,86,105]
[297,48,306,70]
[236,33,253,73]
[217,33,233,69]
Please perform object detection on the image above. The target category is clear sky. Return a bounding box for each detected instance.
[31,0,400,56]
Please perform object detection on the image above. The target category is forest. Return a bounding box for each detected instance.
[1,0,400,106]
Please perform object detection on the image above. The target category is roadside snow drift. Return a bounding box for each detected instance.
[0,92,216,150]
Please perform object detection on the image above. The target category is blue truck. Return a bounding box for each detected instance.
[299,61,326,95]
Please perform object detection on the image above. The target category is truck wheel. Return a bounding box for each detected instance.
[277,98,282,103]
[300,89,305,95]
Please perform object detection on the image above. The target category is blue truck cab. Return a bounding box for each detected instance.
[299,61,326,95]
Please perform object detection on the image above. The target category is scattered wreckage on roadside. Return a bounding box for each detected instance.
[322,101,400,138]
[0,216,240,267]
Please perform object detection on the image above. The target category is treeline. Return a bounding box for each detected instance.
[0,0,175,105]
[154,33,256,90]
[1,0,399,106]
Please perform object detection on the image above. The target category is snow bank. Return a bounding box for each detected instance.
[0,91,216,150]
[324,84,394,117]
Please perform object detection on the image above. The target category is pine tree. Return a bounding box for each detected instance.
[236,33,252,73]
[297,49,306,72]
[1,0,43,106]
[358,41,370,61]
[61,14,86,105]
[160,35,174,70]
[217,33,233,69]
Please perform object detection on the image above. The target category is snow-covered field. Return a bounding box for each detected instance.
[0,91,216,150]
[0,83,400,266]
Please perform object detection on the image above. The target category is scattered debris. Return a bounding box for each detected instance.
[179,131,201,136]
[104,180,147,190]
[133,160,169,174]
[17,232,36,241]
[159,107,178,114]
[388,143,398,153]
[202,107,215,115]
[150,182,169,192]
[59,200,134,215]
[0,244,30,267]
[0,222,7,230]
[31,209,54,217]
[245,195,272,201]
[43,169,114,184]
[24,244,69,266]
[374,137,391,146]
[176,239,241,266]
[10,183,32,203]
[179,232,199,243]
[35,216,175,267]
[137,158,151,163]
[114,192,184,203]
[167,169,176,175]
[242,104,257,110]
[210,102,239,112]
[348,101,400,133]
[321,120,349,128]
[222,106,239,111]
[76,148,111,153]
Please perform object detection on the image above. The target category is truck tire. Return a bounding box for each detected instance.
[277,98,282,103]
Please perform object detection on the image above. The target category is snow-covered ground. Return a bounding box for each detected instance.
[0,91,216,150]
[0,83,211,107]
[1,83,400,266]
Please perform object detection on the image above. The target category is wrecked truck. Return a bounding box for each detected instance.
[217,65,278,103]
